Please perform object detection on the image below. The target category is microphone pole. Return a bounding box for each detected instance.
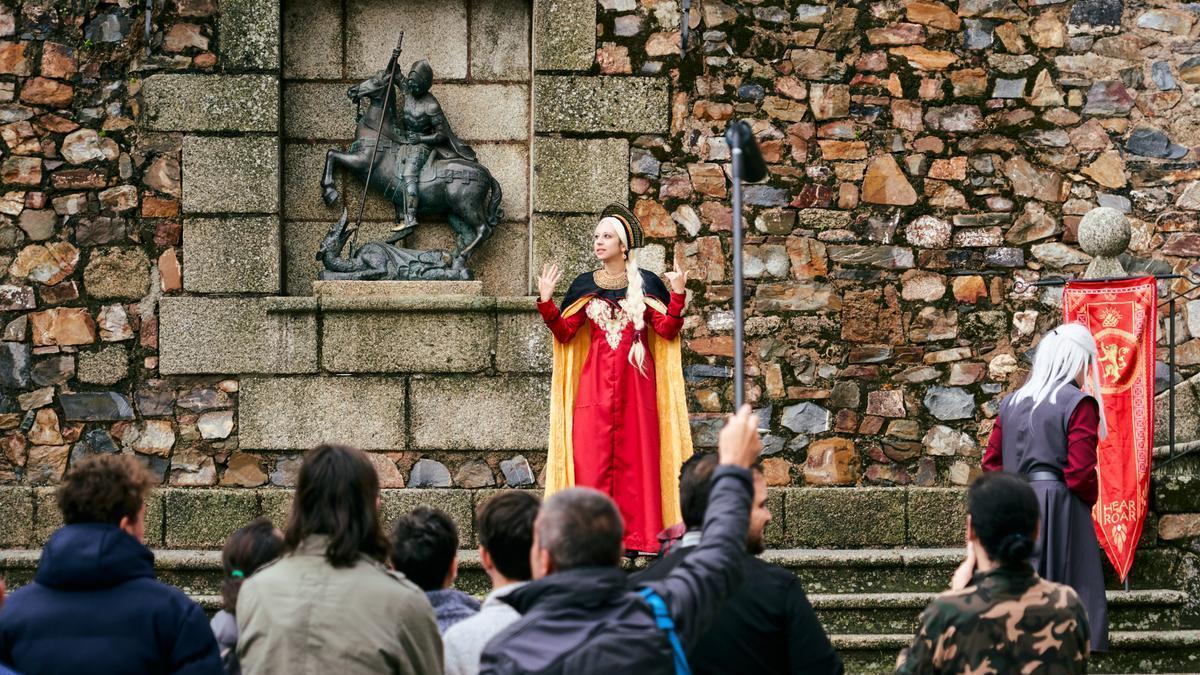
[724,121,767,410]
[731,143,745,409]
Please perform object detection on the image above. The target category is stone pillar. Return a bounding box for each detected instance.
[1078,206,1130,279]
[142,0,283,296]
[531,76,670,288]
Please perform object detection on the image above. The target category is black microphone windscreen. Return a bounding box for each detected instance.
[724,120,768,182]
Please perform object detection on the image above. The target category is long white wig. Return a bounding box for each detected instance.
[598,216,649,377]
[1010,322,1108,440]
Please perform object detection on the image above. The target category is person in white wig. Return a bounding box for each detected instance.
[981,322,1108,651]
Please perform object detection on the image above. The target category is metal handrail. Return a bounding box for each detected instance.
[1010,273,1200,464]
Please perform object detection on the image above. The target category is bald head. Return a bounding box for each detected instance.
[535,488,624,573]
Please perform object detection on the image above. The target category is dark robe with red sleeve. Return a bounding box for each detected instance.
[982,385,1109,652]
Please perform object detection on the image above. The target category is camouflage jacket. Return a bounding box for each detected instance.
[895,564,1090,675]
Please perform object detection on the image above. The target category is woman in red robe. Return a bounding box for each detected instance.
[536,203,690,553]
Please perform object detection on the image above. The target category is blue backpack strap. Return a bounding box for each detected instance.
[638,587,692,675]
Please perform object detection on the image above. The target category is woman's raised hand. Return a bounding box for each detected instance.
[537,263,562,302]
[664,263,688,295]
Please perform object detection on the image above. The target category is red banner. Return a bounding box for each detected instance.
[1063,277,1157,582]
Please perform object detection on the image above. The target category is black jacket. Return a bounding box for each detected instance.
[479,465,754,675]
[0,523,222,675]
[633,546,843,675]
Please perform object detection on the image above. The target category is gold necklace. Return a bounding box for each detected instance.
[593,267,628,290]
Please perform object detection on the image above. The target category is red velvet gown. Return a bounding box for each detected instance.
[537,273,685,552]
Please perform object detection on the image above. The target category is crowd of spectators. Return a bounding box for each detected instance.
[0,406,1091,675]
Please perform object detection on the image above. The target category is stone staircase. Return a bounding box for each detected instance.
[3,448,1199,673]
[3,544,1198,673]
[766,548,1200,673]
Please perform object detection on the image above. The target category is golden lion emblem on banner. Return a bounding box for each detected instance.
[1098,342,1129,381]
[1093,325,1139,394]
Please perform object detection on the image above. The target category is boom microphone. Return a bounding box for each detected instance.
[724,120,767,183]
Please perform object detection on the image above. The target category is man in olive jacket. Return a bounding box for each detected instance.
[480,406,762,675]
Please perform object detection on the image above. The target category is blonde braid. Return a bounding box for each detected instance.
[599,215,649,377]
[622,250,648,376]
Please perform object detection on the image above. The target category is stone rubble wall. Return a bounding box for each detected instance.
[0,0,1199,555]
[563,0,1200,495]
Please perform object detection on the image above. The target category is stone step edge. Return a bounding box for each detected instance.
[5,547,964,568]
[832,630,1200,651]
[186,590,1187,614]
[0,547,973,570]
[809,589,1188,609]
[0,548,478,570]
[0,547,1188,574]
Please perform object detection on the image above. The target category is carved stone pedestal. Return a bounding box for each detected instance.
[312,280,483,297]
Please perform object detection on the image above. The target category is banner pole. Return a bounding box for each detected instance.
[1170,295,1176,461]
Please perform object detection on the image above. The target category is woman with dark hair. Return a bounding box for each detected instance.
[236,444,442,675]
[210,518,283,675]
[895,473,1091,674]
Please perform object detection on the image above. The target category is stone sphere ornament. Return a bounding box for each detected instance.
[1077,206,1131,258]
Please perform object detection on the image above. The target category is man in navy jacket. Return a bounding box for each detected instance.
[480,405,762,674]
[0,455,221,675]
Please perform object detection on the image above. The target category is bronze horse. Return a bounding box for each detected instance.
[321,72,502,265]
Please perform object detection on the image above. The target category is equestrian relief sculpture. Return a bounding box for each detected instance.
[317,36,503,281]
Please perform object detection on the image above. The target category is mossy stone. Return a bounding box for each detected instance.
[163,488,259,548]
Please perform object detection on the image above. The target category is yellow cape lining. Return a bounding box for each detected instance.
[544,295,693,529]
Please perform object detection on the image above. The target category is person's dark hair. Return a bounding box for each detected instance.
[284,444,388,568]
[220,518,284,613]
[58,454,156,526]
[679,452,763,529]
[967,472,1040,567]
[679,453,720,529]
[390,506,459,591]
[537,488,623,570]
[477,491,540,581]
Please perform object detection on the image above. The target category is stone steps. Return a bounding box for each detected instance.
[5,546,1196,673]
[5,481,1193,556]
[4,547,1191,598]
[760,547,1195,595]
[833,630,1200,674]
[185,588,1187,635]
[4,542,1190,590]
[812,589,1189,633]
